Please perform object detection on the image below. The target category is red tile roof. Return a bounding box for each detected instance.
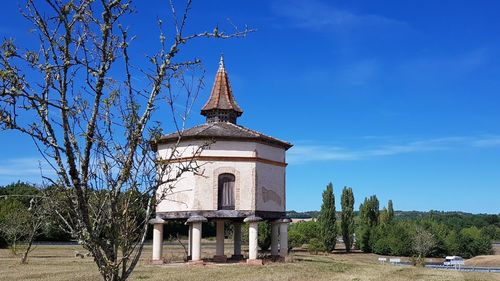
[157,122,292,150]
[201,56,243,116]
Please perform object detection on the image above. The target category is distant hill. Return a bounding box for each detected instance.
[287,210,320,219]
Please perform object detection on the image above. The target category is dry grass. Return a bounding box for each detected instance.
[1,242,499,281]
[467,256,500,267]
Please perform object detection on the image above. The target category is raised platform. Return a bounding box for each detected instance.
[156,210,287,220]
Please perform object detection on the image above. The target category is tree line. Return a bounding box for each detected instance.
[288,182,499,259]
[2,181,498,262]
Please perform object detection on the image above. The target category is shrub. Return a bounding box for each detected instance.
[307,238,325,255]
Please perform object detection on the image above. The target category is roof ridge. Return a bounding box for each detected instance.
[159,122,292,150]
[227,122,292,145]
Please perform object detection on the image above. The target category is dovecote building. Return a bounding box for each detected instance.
[150,56,292,264]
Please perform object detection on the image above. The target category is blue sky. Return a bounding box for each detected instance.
[0,0,499,213]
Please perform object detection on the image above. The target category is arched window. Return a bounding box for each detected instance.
[218,173,235,210]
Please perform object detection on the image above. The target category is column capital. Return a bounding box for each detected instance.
[244,215,262,223]
[185,215,207,224]
[148,217,165,224]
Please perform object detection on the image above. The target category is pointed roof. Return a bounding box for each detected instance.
[201,56,243,117]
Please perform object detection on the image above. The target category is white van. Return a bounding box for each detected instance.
[444,256,464,266]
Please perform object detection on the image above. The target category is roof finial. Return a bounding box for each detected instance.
[219,53,225,69]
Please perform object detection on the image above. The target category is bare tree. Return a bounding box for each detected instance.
[412,227,436,260]
[0,0,252,280]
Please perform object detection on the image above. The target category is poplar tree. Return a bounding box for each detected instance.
[318,182,337,252]
[340,187,355,252]
[387,200,395,222]
[357,195,380,252]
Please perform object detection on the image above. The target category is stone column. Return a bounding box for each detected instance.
[187,223,193,260]
[232,222,243,260]
[244,216,262,264]
[214,220,227,262]
[248,223,258,259]
[279,219,291,258]
[149,217,165,264]
[271,221,279,256]
[186,215,207,263]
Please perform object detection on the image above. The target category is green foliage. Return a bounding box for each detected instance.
[368,219,493,258]
[258,222,271,251]
[318,183,337,252]
[288,229,306,250]
[288,220,320,250]
[356,225,372,252]
[380,200,395,225]
[356,195,380,252]
[0,182,40,248]
[340,187,355,252]
[444,230,461,255]
[387,200,394,222]
[482,225,500,241]
[359,195,380,227]
[370,221,413,256]
[458,227,492,258]
[307,238,325,255]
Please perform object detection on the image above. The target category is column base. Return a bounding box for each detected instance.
[188,260,205,266]
[213,255,227,262]
[150,259,164,265]
[230,254,244,260]
[270,255,285,262]
[246,259,263,265]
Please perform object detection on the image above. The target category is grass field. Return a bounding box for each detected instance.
[1,241,499,281]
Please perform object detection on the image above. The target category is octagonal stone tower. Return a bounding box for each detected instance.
[151,56,292,264]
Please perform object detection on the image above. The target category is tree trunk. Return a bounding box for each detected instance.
[20,235,34,264]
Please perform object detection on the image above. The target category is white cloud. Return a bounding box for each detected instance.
[271,0,406,32]
[397,48,490,81]
[288,135,500,164]
[0,157,55,184]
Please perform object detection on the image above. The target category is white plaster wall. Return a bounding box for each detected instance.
[156,140,287,213]
[157,140,286,161]
[156,160,256,212]
[256,162,286,212]
[255,143,285,162]
[156,168,196,212]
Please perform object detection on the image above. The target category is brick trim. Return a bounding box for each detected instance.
[163,156,287,167]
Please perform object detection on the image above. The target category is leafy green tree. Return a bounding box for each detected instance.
[356,195,380,252]
[380,200,395,225]
[318,183,337,252]
[459,227,492,258]
[387,200,395,222]
[340,187,355,252]
[371,221,413,256]
[444,230,461,255]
